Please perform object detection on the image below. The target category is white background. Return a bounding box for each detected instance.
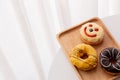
[0,0,120,80]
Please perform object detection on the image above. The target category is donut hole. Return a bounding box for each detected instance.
[109,58,117,64]
[80,53,88,59]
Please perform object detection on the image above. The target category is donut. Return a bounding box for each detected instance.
[69,44,98,71]
[80,22,104,45]
[99,47,120,74]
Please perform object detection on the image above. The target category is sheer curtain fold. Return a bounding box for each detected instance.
[69,0,98,26]
[98,0,110,17]
[109,0,120,15]
[11,0,47,80]
[11,0,60,79]
[0,49,16,80]
[55,0,72,29]
[98,0,120,17]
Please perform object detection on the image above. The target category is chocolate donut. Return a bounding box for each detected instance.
[99,47,120,74]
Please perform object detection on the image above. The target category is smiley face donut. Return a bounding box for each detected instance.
[69,44,98,71]
[80,22,104,45]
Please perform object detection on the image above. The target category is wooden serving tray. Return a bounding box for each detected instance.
[57,17,120,80]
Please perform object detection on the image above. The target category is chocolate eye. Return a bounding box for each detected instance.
[95,28,99,31]
[89,24,93,27]
[89,29,93,32]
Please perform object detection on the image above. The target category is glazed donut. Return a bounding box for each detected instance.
[69,44,97,71]
[80,22,104,45]
[99,47,120,74]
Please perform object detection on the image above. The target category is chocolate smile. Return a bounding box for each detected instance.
[84,27,97,37]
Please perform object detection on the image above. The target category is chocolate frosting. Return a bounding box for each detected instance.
[99,47,120,73]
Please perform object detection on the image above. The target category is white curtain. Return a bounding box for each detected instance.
[0,0,120,80]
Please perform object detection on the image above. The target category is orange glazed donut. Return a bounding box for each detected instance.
[69,44,98,71]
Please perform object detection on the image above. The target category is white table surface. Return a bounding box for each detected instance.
[48,14,120,80]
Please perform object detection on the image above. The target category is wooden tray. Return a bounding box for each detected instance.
[57,17,120,80]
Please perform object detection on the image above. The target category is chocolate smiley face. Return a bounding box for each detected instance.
[80,22,104,45]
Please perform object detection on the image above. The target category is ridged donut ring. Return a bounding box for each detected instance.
[69,44,98,71]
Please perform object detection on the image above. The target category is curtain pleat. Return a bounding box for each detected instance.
[69,0,98,26]
[109,0,120,15]
[98,0,110,17]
